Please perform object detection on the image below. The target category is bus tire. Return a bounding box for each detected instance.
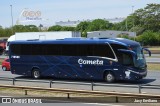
[32,69,41,79]
[104,71,115,83]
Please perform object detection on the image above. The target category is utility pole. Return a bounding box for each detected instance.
[132,6,134,28]
[132,6,136,41]
[10,5,14,34]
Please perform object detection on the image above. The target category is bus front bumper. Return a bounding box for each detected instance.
[124,69,147,80]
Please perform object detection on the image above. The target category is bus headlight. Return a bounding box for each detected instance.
[125,71,131,78]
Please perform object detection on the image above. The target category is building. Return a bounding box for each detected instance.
[55,20,81,27]
[87,30,136,38]
[55,18,125,27]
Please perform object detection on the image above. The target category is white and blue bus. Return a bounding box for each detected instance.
[9,38,151,82]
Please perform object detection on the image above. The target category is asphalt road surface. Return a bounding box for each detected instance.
[0,68,160,95]
[146,58,160,63]
[0,103,158,106]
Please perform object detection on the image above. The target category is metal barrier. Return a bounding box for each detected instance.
[0,84,160,98]
[0,77,160,94]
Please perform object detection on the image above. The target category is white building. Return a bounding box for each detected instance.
[87,30,136,38]
[55,18,125,27]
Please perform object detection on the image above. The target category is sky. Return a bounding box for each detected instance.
[0,0,159,28]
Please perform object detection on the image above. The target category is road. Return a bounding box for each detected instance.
[0,68,160,95]
[0,69,160,105]
[145,54,160,57]
[146,58,160,63]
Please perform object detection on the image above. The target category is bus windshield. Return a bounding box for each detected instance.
[118,45,146,68]
[132,46,146,68]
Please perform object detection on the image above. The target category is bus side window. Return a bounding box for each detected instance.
[10,44,21,55]
[122,53,133,66]
[76,44,93,56]
[93,44,115,59]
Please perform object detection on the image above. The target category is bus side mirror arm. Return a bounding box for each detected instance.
[143,48,151,57]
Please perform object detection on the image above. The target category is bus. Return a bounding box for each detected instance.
[9,38,151,82]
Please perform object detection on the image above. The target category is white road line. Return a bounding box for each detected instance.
[82,103,124,106]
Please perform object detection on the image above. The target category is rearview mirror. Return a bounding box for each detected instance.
[143,48,151,57]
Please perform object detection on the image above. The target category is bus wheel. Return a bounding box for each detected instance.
[32,69,40,79]
[105,72,115,83]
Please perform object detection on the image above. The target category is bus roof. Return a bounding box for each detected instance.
[10,38,140,47]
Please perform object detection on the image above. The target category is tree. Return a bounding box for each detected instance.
[76,21,91,37]
[0,27,5,36]
[87,19,112,31]
[136,30,159,46]
[61,26,75,31]
[48,25,63,31]
[26,25,39,32]
[129,25,145,35]
[76,21,90,32]
[12,25,39,32]
[133,3,160,32]
[4,28,12,37]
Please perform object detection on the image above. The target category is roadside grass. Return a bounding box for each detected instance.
[148,47,160,50]
[146,56,160,58]
[0,58,3,64]
[144,50,160,54]
[147,63,160,71]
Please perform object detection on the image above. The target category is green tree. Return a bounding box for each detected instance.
[76,21,90,31]
[48,25,63,31]
[133,3,160,31]
[25,25,39,32]
[76,21,91,37]
[136,30,158,46]
[4,28,12,37]
[115,3,160,34]
[129,25,145,35]
[61,26,75,31]
[13,25,39,32]
[87,19,112,31]
[155,32,160,45]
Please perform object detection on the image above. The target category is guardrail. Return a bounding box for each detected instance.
[0,77,160,94]
[0,84,160,99]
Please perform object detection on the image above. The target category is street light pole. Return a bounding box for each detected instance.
[132,6,136,41]
[132,6,134,27]
[10,5,14,33]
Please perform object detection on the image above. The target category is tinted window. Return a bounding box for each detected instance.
[10,44,21,55]
[110,44,127,62]
[10,44,115,58]
[121,53,134,66]
[76,44,93,56]
[93,44,115,58]
[110,44,135,65]
[110,44,127,52]
[32,45,45,55]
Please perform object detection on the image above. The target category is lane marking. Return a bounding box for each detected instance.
[82,103,125,106]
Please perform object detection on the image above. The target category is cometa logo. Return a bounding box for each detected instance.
[78,59,103,65]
